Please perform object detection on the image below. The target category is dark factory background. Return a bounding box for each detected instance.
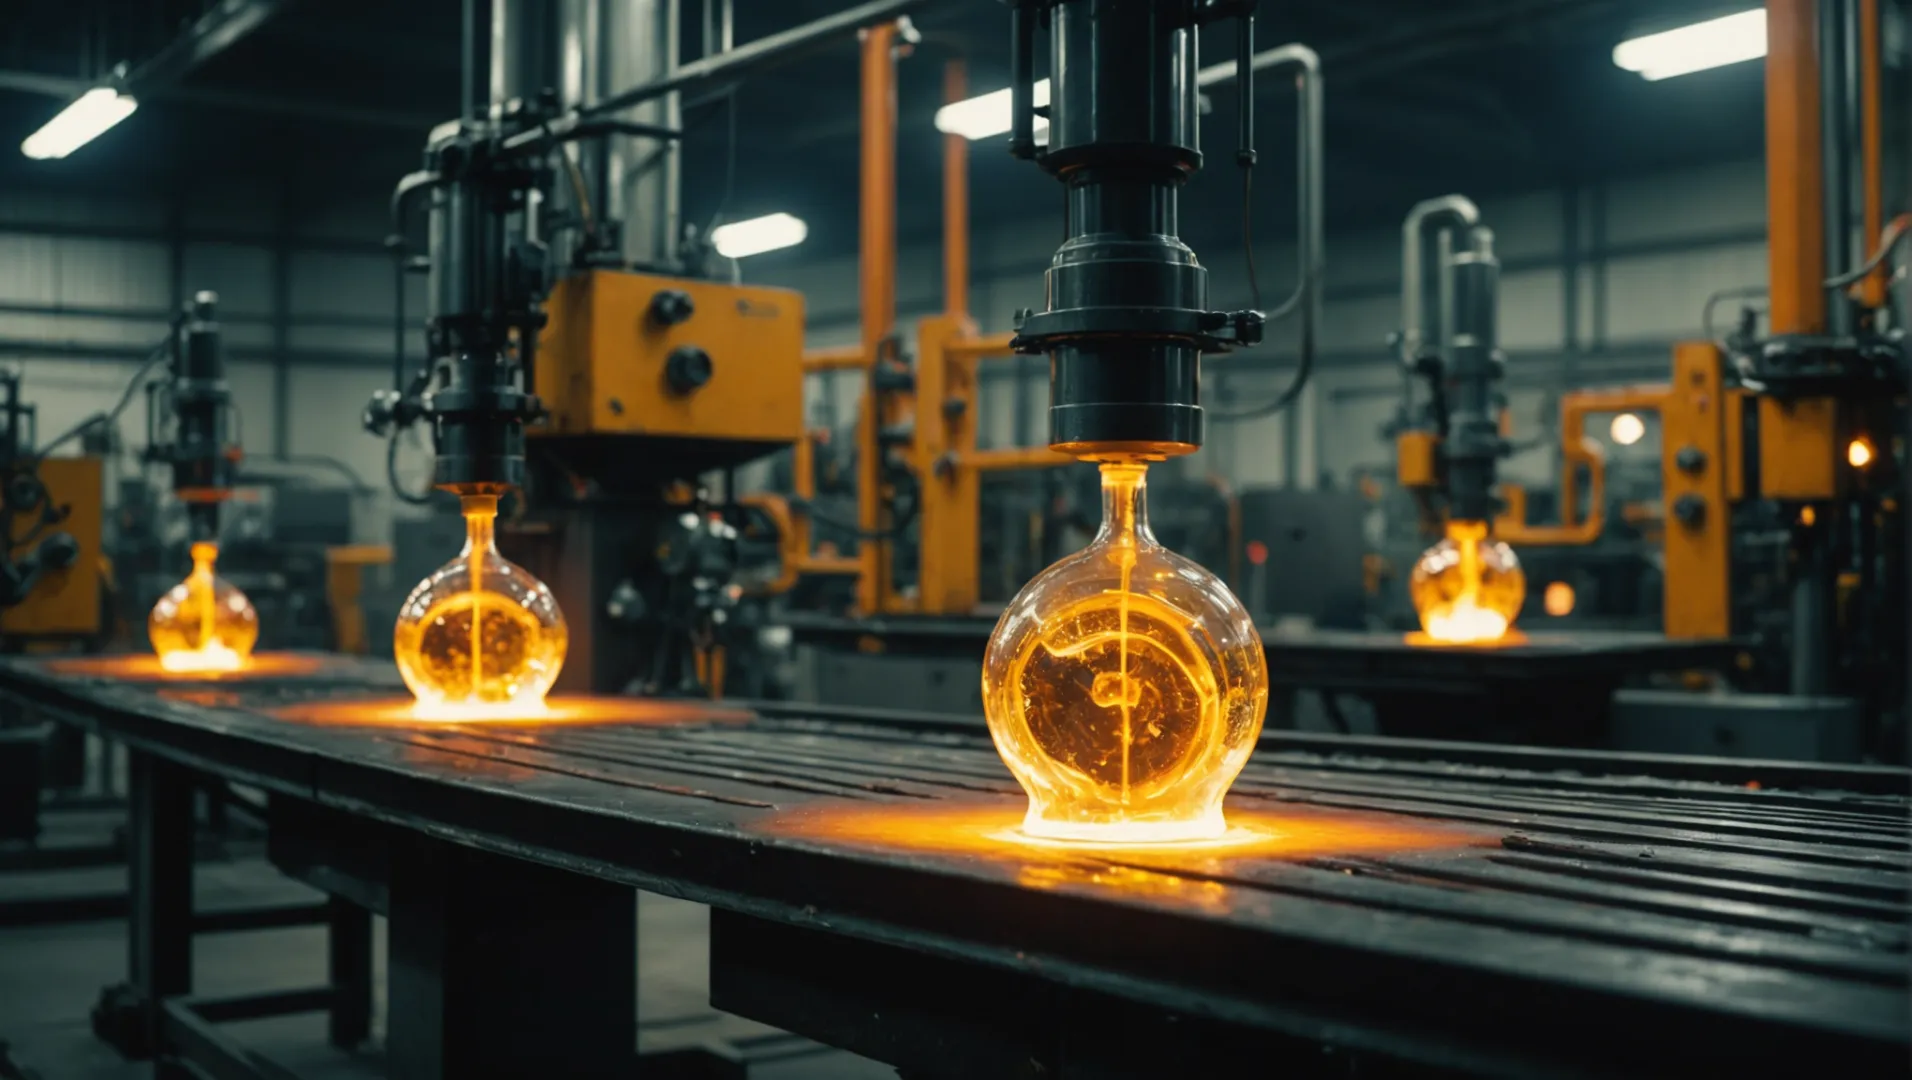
[0,0,1905,1077]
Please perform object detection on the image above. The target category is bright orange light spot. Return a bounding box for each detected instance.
[1409,520,1525,645]
[272,696,753,727]
[1848,437,1874,468]
[393,495,566,719]
[760,802,1484,878]
[983,463,1268,844]
[1543,581,1575,617]
[43,652,325,681]
[149,543,258,674]
[1799,505,1818,527]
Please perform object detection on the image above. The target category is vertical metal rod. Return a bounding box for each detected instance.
[720,0,734,51]
[944,58,968,319]
[702,0,716,57]
[856,20,898,616]
[327,897,373,1049]
[127,752,193,1057]
[1007,2,1035,159]
[462,0,477,120]
[1766,0,1828,335]
[1821,0,1857,335]
[1858,0,1887,307]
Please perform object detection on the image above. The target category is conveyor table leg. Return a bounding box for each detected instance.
[91,751,193,1062]
[387,836,636,1078]
[327,896,374,1048]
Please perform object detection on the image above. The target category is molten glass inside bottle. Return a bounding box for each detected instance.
[1409,519,1526,644]
[983,463,1268,843]
[393,494,567,719]
[149,542,258,673]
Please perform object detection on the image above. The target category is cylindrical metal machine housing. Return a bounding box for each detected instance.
[1015,0,1232,459]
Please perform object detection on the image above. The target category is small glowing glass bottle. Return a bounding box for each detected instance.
[1409,519,1525,644]
[149,542,258,673]
[393,494,566,718]
[983,463,1268,843]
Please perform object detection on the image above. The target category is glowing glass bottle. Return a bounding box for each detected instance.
[983,463,1268,843]
[1409,519,1525,644]
[393,494,567,719]
[149,542,258,673]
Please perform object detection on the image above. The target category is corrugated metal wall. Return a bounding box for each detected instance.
[0,186,426,509]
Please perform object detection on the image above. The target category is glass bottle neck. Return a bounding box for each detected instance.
[1095,463,1154,547]
[459,495,500,556]
[188,542,218,582]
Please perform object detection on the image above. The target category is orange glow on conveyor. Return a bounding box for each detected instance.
[44,652,326,681]
[761,801,1483,871]
[271,696,754,728]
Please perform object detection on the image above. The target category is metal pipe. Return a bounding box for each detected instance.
[1858,0,1887,308]
[856,20,899,616]
[1399,195,1480,368]
[1821,0,1858,335]
[582,0,926,121]
[944,58,968,319]
[1766,0,1827,335]
[602,0,680,271]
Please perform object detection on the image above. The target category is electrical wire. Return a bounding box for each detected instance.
[33,338,172,460]
[387,430,436,506]
[1827,213,1912,289]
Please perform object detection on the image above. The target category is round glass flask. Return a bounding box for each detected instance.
[149,542,259,673]
[983,463,1268,842]
[393,494,567,718]
[1409,520,1525,643]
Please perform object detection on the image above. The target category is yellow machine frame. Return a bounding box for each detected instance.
[0,456,105,640]
[752,41,1066,618]
[536,268,805,444]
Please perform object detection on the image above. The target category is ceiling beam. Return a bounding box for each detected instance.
[124,0,294,93]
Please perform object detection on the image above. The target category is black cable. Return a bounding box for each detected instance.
[387,431,435,506]
[34,338,172,460]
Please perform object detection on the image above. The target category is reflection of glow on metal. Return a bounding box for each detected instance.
[149,543,259,674]
[44,652,327,682]
[760,802,1481,870]
[1848,437,1874,469]
[1410,520,1525,646]
[1543,581,1576,617]
[394,495,566,718]
[272,696,754,728]
[982,463,1268,844]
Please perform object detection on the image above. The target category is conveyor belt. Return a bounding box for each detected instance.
[0,654,1903,1077]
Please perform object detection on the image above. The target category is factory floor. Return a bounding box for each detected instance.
[0,822,893,1079]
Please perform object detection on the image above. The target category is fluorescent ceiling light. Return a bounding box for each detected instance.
[1613,9,1765,81]
[711,213,807,259]
[21,87,138,160]
[934,78,1050,142]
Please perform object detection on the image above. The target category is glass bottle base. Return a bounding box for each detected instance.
[1019,806,1228,845]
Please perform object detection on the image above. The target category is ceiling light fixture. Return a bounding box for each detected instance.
[21,87,138,160]
[710,213,808,259]
[1613,10,1766,81]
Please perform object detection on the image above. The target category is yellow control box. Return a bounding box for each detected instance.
[0,456,104,638]
[536,269,805,444]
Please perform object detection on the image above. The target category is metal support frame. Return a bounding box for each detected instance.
[387,835,636,1078]
[88,753,373,1064]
